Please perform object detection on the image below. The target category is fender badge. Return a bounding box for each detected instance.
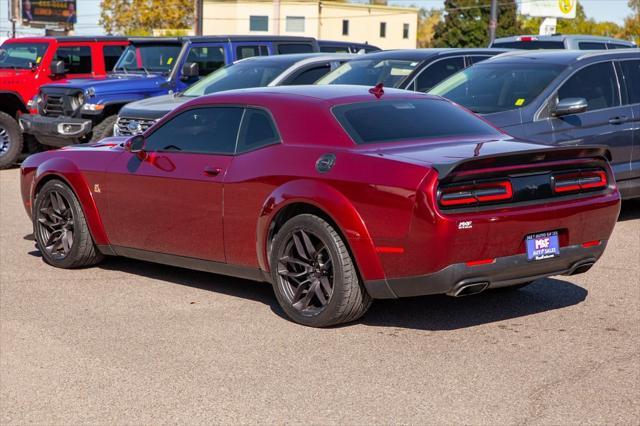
[316,153,336,173]
[93,184,101,193]
[458,221,472,230]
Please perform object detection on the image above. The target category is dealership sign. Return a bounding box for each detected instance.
[22,0,77,25]
[520,0,578,19]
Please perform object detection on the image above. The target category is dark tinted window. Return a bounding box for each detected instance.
[320,46,348,53]
[579,42,607,50]
[55,46,91,74]
[288,65,331,85]
[186,46,226,76]
[103,45,125,71]
[414,57,465,92]
[380,22,386,38]
[620,60,640,104]
[558,62,620,111]
[491,41,565,49]
[249,15,268,31]
[115,44,181,73]
[145,107,243,154]
[342,20,349,36]
[237,109,279,153]
[468,55,492,65]
[607,43,632,49]
[333,99,501,145]
[183,61,290,96]
[277,44,313,54]
[403,23,409,39]
[430,63,564,114]
[236,45,268,59]
[317,59,419,87]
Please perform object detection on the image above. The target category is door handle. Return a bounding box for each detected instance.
[203,166,222,177]
[608,116,628,125]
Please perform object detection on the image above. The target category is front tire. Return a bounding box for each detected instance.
[270,214,372,327]
[0,111,23,169]
[33,180,104,268]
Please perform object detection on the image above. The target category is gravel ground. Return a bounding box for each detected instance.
[1,168,639,425]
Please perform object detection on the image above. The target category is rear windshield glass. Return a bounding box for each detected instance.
[316,58,419,87]
[332,99,501,145]
[492,41,565,49]
[429,63,564,114]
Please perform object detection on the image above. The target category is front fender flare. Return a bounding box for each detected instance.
[33,158,109,246]
[256,179,386,281]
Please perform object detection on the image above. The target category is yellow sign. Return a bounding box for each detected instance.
[558,0,574,14]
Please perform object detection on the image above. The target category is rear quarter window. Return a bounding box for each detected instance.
[492,41,565,49]
[332,99,501,145]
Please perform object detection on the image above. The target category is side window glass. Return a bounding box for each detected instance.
[557,62,620,112]
[145,107,243,154]
[236,109,279,153]
[54,46,92,74]
[620,60,640,104]
[103,45,125,71]
[237,45,268,59]
[468,55,491,65]
[277,44,313,54]
[186,46,226,76]
[288,65,331,85]
[606,43,628,49]
[578,42,607,50]
[414,57,465,92]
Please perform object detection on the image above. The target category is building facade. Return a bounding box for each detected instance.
[202,0,418,50]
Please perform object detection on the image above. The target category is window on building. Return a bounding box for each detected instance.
[250,15,269,32]
[103,45,125,71]
[380,22,387,38]
[54,46,92,74]
[403,23,409,39]
[286,16,305,32]
[342,20,349,36]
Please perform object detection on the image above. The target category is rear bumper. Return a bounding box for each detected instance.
[19,114,92,147]
[364,241,606,299]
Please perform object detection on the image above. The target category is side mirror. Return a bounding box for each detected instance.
[50,60,66,76]
[181,62,199,79]
[553,97,588,117]
[124,135,147,160]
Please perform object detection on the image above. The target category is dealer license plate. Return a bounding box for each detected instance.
[526,231,560,261]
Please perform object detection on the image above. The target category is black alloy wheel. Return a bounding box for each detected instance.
[35,189,75,260]
[277,228,335,315]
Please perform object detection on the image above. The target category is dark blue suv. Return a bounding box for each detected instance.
[430,49,640,199]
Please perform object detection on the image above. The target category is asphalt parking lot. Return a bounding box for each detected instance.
[0,167,638,424]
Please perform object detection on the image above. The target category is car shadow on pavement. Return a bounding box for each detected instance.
[98,257,587,330]
[618,199,640,222]
[361,278,588,331]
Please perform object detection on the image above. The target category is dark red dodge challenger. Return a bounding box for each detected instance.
[20,85,621,327]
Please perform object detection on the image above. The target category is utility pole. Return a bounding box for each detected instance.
[11,0,20,38]
[488,0,498,45]
[194,0,203,35]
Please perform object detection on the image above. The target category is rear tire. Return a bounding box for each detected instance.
[0,111,23,169]
[90,115,116,142]
[33,179,104,268]
[270,214,372,327]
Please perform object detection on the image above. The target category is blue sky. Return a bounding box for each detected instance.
[0,0,633,37]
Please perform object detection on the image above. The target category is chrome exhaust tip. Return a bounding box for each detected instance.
[449,281,490,297]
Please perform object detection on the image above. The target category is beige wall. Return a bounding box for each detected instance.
[202,0,417,50]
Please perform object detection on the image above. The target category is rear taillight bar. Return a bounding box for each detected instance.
[440,180,513,207]
[552,170,607,194]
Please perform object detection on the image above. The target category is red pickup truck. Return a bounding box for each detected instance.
[0,36,129,168]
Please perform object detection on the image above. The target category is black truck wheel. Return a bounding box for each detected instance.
[0,111,23,169]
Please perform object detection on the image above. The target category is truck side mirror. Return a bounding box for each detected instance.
[124,135,148,160]
[181,62,199,79]
[50,60,66,76]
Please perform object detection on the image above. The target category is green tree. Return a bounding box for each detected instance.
[618,0,640,43]
[432,0,521,48]
[100,0,193,35]
[416,8,442,47]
